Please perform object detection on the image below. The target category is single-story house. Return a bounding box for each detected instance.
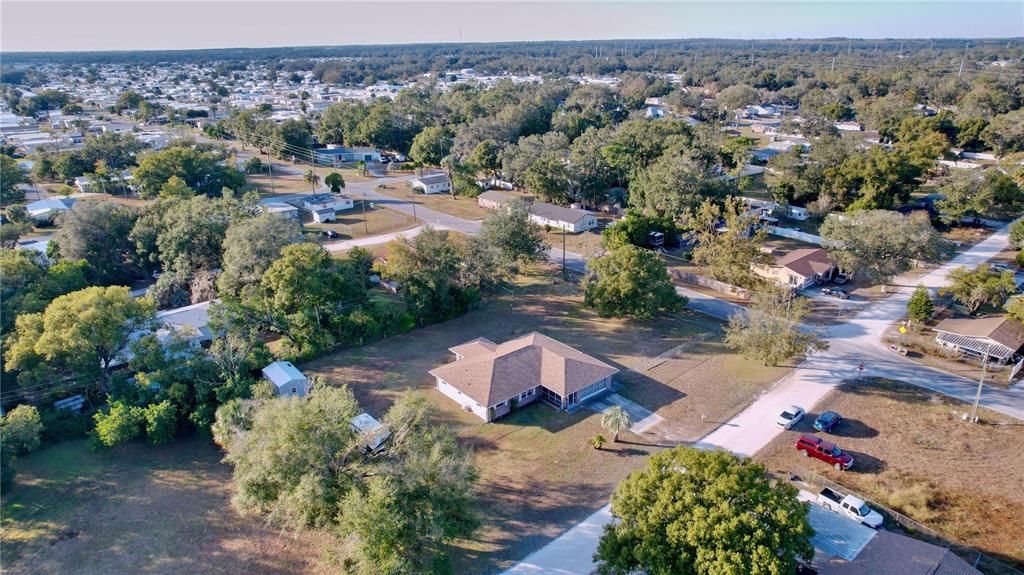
[807,504,980,575]
[752,248,837,289]
[260,201,299,219]
[477,189,534,210]
[411,174,452,195]
[429,332,618,422]
[933,315,1024,364]
[314,146,380,166]
[302,193,354,213]
[154,300,214,349]
[262,361,308,398]
[73,171,134,193]
[25,198,73,224]
[528,202,598,233]
[350,412,391,453]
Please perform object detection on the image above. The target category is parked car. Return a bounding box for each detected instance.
[813,410,843,433]
[796,434,854,471]
[817,487,884,528]
[821,287,849,299]
[776,405,805,429]
[990,262,1014,273]
[323,230,340,239]
[834,272,852,285]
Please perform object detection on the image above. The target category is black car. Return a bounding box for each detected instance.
[813,410,843,433]
[821,287,849,299]
[323,230,340,239]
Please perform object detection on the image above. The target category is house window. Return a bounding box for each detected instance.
[495,400,506,408]
[290,387,297,395]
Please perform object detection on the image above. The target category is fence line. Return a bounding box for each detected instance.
[670,270,750,299]
[766,225,824,246]
[789,465,1023,575]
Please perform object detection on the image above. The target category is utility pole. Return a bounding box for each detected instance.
[848,40,852,55]
[958,42,969,80]
[265,148,275,194]
[970,342,991,422]
[362,192,368,234]
[831,56,836,72]
[562,230,566,280]
[309,149,317,193]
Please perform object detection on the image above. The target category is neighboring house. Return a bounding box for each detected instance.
[429,332,618,422]
[260,201,299,219]
[262,361,308,398]
[302,193,354,213]
[411,174,452,195]
[314,146,380,166]
[311,207,336,223]
[154,300,214,349]
[25,198,73,223]
[807,504,980,575]
[350,412,391,453]
[835,121,863,132]
[477,189,533,210]
[752,248,837,289]
[73,171,134,193]
[477,190,597,232]
[528,202,598,233]
[933,315,1024,364]
[645,105,666,119]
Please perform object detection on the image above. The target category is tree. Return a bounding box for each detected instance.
[303,169,320,188]
[716,84,759,113]
[159,175,196,199]
[725,285,829,366]
[1,154,27,203]
[584,243,684,319]
[316,102,368,145]
[468,140,501,175]
[6,286,156,389]
[820,210,944,286]
[409,126,452,166]
[594,446,813,575]
[688,197,771,287]
[52,201,139,284]
[942,264,1017,314]
[340,394,479,574]
[1,405,43,455]
[480,198,548,266]
[907,285,935,325]
[143,400,177,445]
[224,386,362,528]
[134,145,244,198]
[601,210,677,250]
[0,221,31,249]
[589,434,607,450]
[523,153,571,204]
[242,156,262,175]
[92,401,144,447]
[981,110,1024,156]
[1010,220,1024,250]
[218,213,303,295]
[1005,296,1024,322]
[324,171,346,193]
[628,150,724,221]
[600,406,632,443]
[936,168,1023,222]
[384,228,501,325]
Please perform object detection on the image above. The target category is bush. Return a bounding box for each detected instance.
[1,405,43,455]
[39,407,93,442]
[0,446,15,494]
[143,400,177,445]
[92,401,144,448]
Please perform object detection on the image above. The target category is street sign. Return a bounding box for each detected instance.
[898,325,907,334]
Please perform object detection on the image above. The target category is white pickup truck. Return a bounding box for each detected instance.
[818,487,884,528]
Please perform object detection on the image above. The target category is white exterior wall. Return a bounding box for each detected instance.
[529,213,597,233]
[436,378,488,421]
[419,181,451,195]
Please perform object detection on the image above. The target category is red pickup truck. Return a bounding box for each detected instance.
[796,434,854,471]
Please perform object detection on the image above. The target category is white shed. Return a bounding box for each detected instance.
[262,361,308,398]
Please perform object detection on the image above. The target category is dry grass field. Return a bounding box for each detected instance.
[0,438,335,575]
[372,183,492,220]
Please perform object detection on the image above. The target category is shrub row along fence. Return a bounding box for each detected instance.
[670,270,750,300]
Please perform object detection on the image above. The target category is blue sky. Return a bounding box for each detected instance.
[2,1,1022,52]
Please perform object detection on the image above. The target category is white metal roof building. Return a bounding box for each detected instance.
[262,361,308,398]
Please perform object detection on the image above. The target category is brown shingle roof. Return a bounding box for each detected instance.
[429,332,618,407]
[933,316,1024,352]
[775,248,835,278]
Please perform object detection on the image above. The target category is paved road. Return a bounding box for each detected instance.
[503,221,1024,575]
